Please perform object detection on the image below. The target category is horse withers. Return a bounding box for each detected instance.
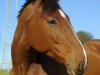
[11,0,87,75]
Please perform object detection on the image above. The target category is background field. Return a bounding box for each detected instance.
[0,70,10,75]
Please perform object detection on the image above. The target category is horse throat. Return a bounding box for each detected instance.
[28,46,68,75]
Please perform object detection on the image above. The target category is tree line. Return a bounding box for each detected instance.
[76,31,93,44]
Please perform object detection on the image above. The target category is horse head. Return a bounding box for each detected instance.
[13,0,87,75]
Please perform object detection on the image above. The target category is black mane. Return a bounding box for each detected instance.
[18,0,60,18]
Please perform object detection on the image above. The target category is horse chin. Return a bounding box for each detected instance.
[28,46,68,75]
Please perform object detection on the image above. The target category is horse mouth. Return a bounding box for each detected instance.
[28,46,68,75]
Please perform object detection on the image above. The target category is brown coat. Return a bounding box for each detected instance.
[83,40,100,75]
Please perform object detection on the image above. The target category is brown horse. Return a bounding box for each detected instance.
[83,40,100,75]
[11,0,87,75]
[27,63,47,75]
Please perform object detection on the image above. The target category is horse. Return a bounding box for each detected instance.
[27,63,47,75]
[11,0,87,75]
[83,40,100,75]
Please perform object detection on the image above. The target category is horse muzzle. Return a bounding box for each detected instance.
[66,61,86,75]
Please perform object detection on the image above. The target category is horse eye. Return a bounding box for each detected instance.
[48,19,57,25]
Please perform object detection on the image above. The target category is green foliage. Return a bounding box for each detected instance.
[76,31,93,44]
[0,70,10,75]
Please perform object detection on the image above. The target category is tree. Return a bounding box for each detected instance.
[76,31,94,44]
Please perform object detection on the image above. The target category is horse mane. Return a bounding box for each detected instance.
[41,0,60,13]
[18,0,60,18]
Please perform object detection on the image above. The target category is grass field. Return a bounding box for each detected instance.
[0,70,10,75]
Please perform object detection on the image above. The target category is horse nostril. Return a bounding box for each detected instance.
[66,64,75,75]
[76,61,85,75]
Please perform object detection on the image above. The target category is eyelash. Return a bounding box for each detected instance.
[48,19,57,25]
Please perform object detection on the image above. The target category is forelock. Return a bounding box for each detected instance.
[18,0,60,18]
[41,0,60,13]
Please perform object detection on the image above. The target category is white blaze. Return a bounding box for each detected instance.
[67,20,87,70]
[58,9,87,69]
[58,9,66,18]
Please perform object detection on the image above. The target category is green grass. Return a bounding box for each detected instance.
[0,70,10,75]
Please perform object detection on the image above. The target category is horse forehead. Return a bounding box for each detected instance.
[58,9,66,19]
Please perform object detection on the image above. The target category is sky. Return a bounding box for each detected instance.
[60,0,100,39]
[0,0,100,69]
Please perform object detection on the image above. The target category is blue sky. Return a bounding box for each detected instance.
[0,0,100,69]
[60,0,100,39]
